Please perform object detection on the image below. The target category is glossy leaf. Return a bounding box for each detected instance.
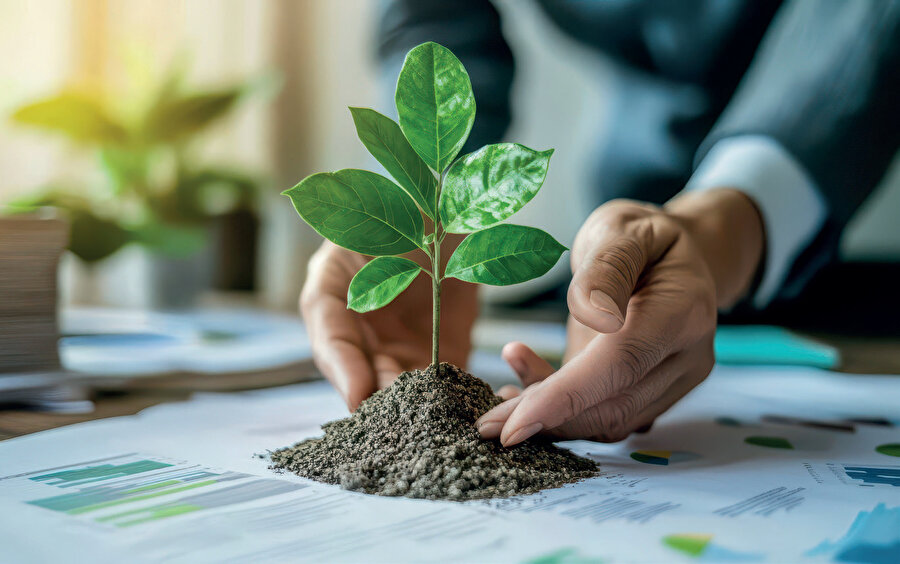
[12,93,127,144]
[349,107,437,218]
[440,143,553,233]
[347,256,423,313]
[395,42,475,172]
[283,169,424,256]
[445,224,566,286]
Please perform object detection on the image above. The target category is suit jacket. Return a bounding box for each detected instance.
[377,0,900,307]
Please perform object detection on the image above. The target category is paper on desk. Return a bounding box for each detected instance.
[60,307,311,377]
[1,365,899,563]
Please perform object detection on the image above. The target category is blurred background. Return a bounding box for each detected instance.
[2,0,900,419]
[3,0,899,313]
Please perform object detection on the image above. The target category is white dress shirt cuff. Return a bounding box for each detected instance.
[683,136,827,308]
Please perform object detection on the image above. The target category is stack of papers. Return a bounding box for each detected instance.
[1,364,898,562]
[0,214,67,374]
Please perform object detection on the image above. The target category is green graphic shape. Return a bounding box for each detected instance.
[715,417,742,427]
[631,450,670,466]
[663,534,712,557]
[525,547,605,564]
[745,436,794,449]
[630,450,700,466]
[67,480,216,514]
[100,503,203,527]
[30,460,172,486]
[875,443,900,458]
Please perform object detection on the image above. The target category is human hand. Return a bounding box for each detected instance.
[477,190,764,445]
[301,240,478,410]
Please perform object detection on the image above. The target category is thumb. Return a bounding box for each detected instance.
[501,341,554,387]
[568,218,677,333]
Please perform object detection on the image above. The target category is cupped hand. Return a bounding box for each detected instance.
[477,195,758,445]
[301,241,478,410]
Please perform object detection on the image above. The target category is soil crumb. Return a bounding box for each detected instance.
[270,363,596,501]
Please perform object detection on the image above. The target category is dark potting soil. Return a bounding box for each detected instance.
[269,363,596,501]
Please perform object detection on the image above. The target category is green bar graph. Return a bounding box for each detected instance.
[65,480,218,514]
[20,454,305,529]
[31,460,173,486]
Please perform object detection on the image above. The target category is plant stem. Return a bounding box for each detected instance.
[432,228,440,371]
[431,175,442,373]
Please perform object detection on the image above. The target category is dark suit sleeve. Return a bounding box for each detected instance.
[696,0,900,302]
[377,0,514,150]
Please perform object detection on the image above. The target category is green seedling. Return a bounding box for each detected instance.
[284,42,566,370]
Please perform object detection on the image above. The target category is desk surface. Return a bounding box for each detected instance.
[1,364,898,563]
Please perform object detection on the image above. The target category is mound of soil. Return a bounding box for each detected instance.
[270,363,596,501]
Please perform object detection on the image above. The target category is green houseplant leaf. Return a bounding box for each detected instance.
[283,169,424,256]
[395,42,475,172]
[440,143,553,233]
[348,256,423,313]
[131,220,207,259]
[68,211,134,263]
[12,92,128,144]
[349,107,437,218]
[143,88,242,143]
[445,224,566,286]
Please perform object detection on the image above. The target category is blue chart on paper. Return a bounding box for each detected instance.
[843,466,900,488]
[808,504,900,564]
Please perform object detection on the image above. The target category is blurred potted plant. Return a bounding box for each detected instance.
[7,63,270,307]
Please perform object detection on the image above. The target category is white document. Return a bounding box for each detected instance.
[1,365,899,563]
[60,307,312,377]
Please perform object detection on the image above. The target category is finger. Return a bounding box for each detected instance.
[627,353,713,432]
[555,338,712,443]
[496,385,522,401]
[568,216,678,334]
[564,314,599,363]
[502,342,554,387]
[373,353,403,389]
[499,304,678,446]
[476,394,524,439]
[305,293,377,411]
[635,422,654,434]
[565,351,692,442]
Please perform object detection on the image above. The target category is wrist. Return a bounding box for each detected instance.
[665,188,765,308]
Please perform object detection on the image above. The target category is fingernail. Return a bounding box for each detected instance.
[476,420,504,439]
[502,422,543,447]
[589,290,624,325]
[475,411,494,428]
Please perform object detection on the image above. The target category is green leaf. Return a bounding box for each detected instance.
[131,221,207,258]
[12,92,128,144]
[347,256,423,313]
[99,146,150,195]
[349,107,437,218]
[69,211,133,263]
[445,224,566,286]
[395,42,475,172]
[282,169,424,256]
[440,143,553,233]
[143,88,242,143]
